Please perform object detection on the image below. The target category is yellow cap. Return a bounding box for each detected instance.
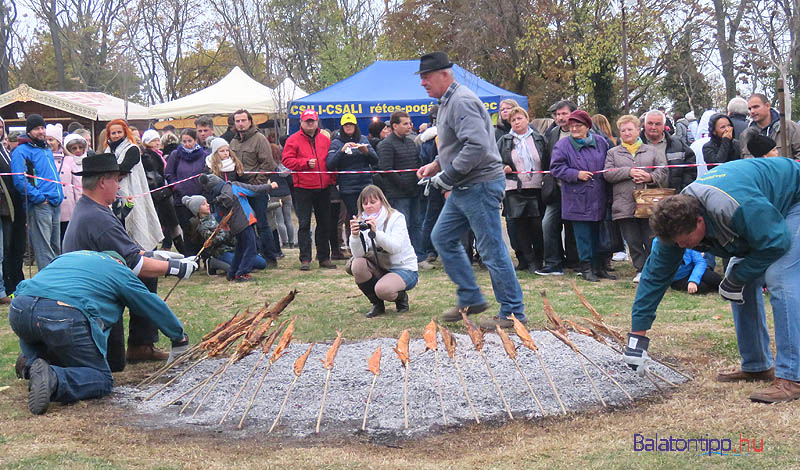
[341,113,357,126]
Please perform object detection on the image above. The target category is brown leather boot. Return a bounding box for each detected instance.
[749,378,800,403]
[716,367,775,382]
[126,345,169,362]
[441,303,488,322]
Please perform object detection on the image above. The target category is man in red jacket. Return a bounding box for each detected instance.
[283,109,337,270]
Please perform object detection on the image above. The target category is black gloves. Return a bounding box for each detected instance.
[719,277,745,304]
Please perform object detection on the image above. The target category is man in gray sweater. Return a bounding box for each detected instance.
[416,51,526,328]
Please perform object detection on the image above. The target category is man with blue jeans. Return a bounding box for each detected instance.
[11,114,63,270]
[9,250,189,415]
[623,158,800,403]
[416,51,525,329]
[377,111,426,266]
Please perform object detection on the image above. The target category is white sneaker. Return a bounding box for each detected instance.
[632,272,641,283]
[612,251,628,262]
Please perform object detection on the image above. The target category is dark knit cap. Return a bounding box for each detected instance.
[747,134,777,158]
[567,110,593,129]
[26,114,46,134]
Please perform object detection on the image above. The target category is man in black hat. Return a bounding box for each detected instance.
[10,114,64,270]
[415,51,526,329]
[62,153,197,370]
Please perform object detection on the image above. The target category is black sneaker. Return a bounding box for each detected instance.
[28,358,57,415]
[535,265,564,276]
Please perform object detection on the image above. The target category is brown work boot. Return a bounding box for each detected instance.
[749,378,800,403]
[126,345,169,362]
[716,367,775,383]
[441,303,489,322]
[319,259,337,269]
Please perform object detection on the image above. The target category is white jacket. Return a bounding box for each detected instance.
[349,209,418,272]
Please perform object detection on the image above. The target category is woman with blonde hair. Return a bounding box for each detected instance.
[591,113,617,146]
[205,137,244,181]
[349,185,418,318]
[603,114,667,282]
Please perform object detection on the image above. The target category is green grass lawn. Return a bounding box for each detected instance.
[1,253,797,469]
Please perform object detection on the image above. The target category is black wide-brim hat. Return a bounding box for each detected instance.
[73,152,131,176]
[416,51,454,75]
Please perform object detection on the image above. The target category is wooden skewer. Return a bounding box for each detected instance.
[512,357,544,416]
[269,374,299,433]
[315,368,333,433]
[573,351,606,407]
[165,362,225,407]
[433,350,447,426]
[137,344,202,387]
[480,351,513,419]
[178,365,225,413]
[644,370,666,395]
[573,349,634,403]
[452,357,479,424]
[144,354,208,401]
[361,374,378,431]
[402,363,410,429]
[238,361,274,429]
[219,353,266,425]
[534,349,567,415]
[191,361,232,417]
[649,369,677,387]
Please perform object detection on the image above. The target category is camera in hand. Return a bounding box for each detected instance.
[358,219,370,232]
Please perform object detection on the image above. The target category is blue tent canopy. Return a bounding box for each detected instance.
[288,60,528,134]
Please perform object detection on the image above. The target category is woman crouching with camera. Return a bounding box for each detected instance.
[349,185,418,318]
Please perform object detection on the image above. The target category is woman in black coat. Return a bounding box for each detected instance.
[703,113,741,165]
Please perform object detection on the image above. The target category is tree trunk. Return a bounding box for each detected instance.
[0,0,15,92]
[712,0,736,100]
[45,0,67,89]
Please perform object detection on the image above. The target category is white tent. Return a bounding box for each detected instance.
[272,77,308,110]
[148,67,279,119]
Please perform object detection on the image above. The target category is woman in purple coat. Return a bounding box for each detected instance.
[165,128,208,255]
[550,110,612,282]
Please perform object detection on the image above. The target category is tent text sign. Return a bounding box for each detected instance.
[288,100,504,119]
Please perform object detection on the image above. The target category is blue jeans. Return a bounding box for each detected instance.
[431,178,524,319]
[229,225,258,278]
[390,196,425,262]
[729,202,800,382]
[28,202,61,270]
[248,194,278,262]
[218,250,267,271]
[9,296,113,403]
[572,220,600,263]
[421,189,445,258]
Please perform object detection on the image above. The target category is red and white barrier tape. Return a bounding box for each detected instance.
[0,159,791,200]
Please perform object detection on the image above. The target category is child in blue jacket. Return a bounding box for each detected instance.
[666,240,722,294]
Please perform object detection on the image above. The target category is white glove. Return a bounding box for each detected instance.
[623,333,652,377]
[430,171,454,191]
[167,256,199,280]
[144,250,184,262]
[168,335,190,363]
